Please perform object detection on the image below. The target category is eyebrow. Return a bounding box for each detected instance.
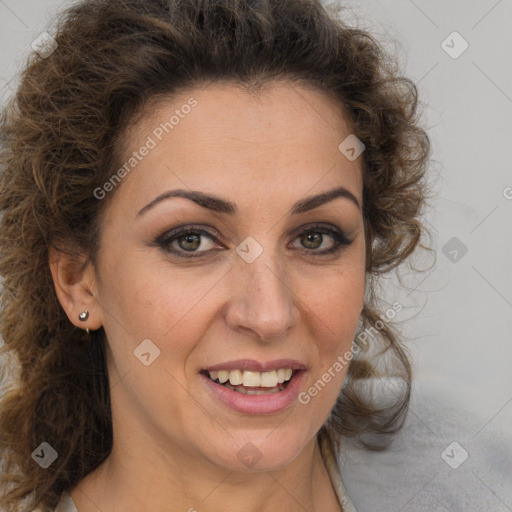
[136,185,361,218]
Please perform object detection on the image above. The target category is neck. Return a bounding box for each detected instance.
[70,430,341,512]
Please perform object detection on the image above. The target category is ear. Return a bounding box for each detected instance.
[49,244,103,331]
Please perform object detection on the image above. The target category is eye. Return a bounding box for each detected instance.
[290,224,352,256]
[154,226,223,258]
[153,223,352,259]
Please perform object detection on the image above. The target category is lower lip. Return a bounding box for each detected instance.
[200,371,305,415]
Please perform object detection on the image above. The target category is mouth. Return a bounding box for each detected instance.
[199,360,307,414]
[200,368,297,395]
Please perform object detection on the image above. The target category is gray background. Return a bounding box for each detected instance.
[1,0,511,511]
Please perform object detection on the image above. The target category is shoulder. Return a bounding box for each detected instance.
[31,492,77,512]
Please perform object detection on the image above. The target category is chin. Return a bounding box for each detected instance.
[200,427,313,472]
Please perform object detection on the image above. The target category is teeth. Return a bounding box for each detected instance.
[207,368,295,388]
[228,370,243,386]
[221,381,284,394]
[260,370,278,387]
[242,371,261,387]
[218,370,229,384]
[245,388,261,395]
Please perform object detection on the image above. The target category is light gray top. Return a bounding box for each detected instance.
[51,435,357,512]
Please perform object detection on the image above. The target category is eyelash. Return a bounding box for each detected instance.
[153,223,353,259]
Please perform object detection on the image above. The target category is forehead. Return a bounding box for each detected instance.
[124,80,355,155]
[108,81,362,215]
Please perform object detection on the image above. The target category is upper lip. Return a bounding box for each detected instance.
[202,359,306,372]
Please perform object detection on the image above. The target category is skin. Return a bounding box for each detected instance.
[50,81,366,512]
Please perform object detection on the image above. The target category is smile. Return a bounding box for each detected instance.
[200,367,306,415]
[202,369,296,395]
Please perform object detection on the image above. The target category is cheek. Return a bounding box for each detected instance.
[99,254,225,363]
[297,273,363,412]
[302,264,365,366]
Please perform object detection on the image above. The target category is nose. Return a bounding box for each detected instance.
[224,249,301,341]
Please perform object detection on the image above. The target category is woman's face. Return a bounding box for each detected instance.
[90,81,366,472]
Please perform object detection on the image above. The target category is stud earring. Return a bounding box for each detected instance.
[78,311,89,322]
[79,311,90,335]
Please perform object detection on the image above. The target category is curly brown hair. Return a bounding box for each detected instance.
[0,0,431,510]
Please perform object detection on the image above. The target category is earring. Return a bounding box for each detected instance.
[78,311,89,321]
[79,311,90,335]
